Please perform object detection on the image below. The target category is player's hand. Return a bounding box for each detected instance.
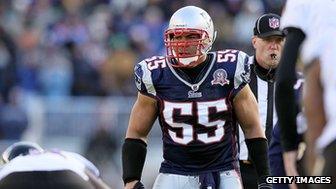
[283,150,299,189]
[124,180,145,189]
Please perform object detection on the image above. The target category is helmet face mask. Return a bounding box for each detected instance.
[164,6,216,68]
[164,28,210,67]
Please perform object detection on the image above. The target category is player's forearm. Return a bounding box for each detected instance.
[246,138,271,187]
[242,122,265,139]
[122,138,147,184]
[125,124,149,142]
[124,180,139,189]
[303,61,326,175]
[126,114,153,140]
[275,27,305,151]
[275,80,298,151]
[303,60,326,141]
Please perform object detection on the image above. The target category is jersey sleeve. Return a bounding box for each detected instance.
[281,0,312,33]
[134,61,157,98]
[231,51,251,97]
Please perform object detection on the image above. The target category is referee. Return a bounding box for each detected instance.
[238,13,285,189]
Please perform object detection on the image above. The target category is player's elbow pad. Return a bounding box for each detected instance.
[122,138,147,184]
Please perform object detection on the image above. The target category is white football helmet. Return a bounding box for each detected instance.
[164,6,217,67]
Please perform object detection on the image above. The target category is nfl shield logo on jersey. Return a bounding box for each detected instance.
[211,69,230,86]
[269,17,280,29]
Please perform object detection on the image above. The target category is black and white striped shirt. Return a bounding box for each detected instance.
[239,56,277,160]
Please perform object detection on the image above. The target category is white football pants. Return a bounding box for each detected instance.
[152,170,243,189]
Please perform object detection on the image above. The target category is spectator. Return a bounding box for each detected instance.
[0,87,28,140]
[0,26,18,103]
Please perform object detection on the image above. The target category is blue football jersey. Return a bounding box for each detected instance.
[134,50,251,175]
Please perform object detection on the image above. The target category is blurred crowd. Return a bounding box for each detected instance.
[0,0,284,155]
[0,0,284,101]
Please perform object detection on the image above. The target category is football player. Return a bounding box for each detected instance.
[0,141,111,189]
[122,6,272,189]
[276,0,336,189]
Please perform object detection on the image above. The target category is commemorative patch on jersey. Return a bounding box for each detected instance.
[211,69,230,86]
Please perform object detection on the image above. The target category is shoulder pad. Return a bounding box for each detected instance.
[134,56,166,97]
